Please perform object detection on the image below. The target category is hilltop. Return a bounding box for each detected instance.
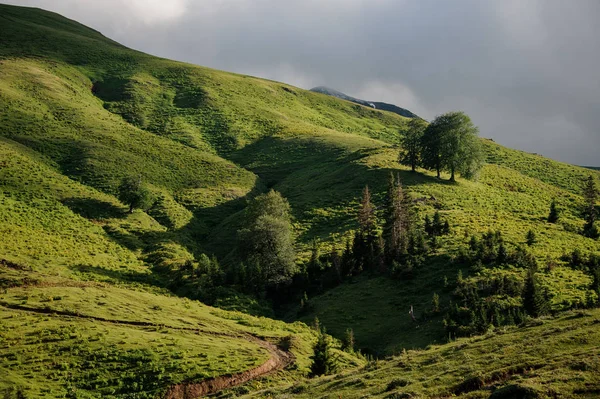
[310,85,419,118]
[0,4,599,398]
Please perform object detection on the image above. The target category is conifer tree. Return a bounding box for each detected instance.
[547,200,559,223]
[358,185,376,236]
[356,186,378,271]
[341,239,354,278]
[497,242,508,265]
[383,173,411,262]
[342,328,355,352]
[522,269,549,318]
[310,330,336,376]
[526,230,537,246]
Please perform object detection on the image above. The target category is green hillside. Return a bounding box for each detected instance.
[1,4,599,398]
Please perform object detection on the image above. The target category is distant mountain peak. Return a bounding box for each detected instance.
[310,86,418,118]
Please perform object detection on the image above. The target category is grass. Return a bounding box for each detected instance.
[0,284,361,397]
[0,3,599,398]
[243,309,600,398]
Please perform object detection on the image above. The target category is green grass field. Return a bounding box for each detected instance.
[0,4,599,398]
[244,309,600,398]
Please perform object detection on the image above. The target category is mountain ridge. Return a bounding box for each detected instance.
[310,85,419,119]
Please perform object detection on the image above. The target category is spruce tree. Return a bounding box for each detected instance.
[342,328,355,352]
[526,230,537,246]
[497,242,508,265]
[582,175,599,238]
[341,239,354,278]
[310,331,335,376]
[356,186,378,271]
[358,186,376,236]
[383,174,411,262]
[522,269,549,318]
[547,200,559,223]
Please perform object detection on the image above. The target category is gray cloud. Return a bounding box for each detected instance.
[4,0,599,165]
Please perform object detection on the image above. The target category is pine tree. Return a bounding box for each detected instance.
[497,242,508,265]
[526,230,537,246]
[424,215,433,236]
[342,328,355,352]
[310,331,336,376]
[357,186,378,271]
[582,175,599,238]
[341,239,354,278]
[547,200,559,223]
[383,174,411,262]
[432,211,443,236]
[358,186,376,235]
[522,269,549,318]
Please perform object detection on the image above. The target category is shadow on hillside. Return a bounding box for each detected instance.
[71,264,160,285]
[62,197,126,220]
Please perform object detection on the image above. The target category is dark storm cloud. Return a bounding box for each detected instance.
[5,0,599,165]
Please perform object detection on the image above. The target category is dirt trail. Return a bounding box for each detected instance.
[0,301,295,398]
[162,336,294,399]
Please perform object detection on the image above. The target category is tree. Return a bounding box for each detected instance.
[526,230,537,246]
[547,200,559,223]
[422,112,483,181]
[522,269,549,318]
[497,242,508,265]
[310,331,336,376]
[342,328,355,352]
[117,176,153,213]
[237,190,296,289]
[399,118,427,172]
[358,186,376,236]
[383,174,412,262]
[582,175,599,239]
[421,121,444,179]
[355,186,379,271]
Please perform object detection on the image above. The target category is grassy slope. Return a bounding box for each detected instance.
[244,309,600,399]
[0,3,599,397]
[0,284,357,398]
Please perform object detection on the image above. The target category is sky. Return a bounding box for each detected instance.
[4,0,599,166]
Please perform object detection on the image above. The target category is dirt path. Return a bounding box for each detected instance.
[0,301,295,398]
[162,336,294,399]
